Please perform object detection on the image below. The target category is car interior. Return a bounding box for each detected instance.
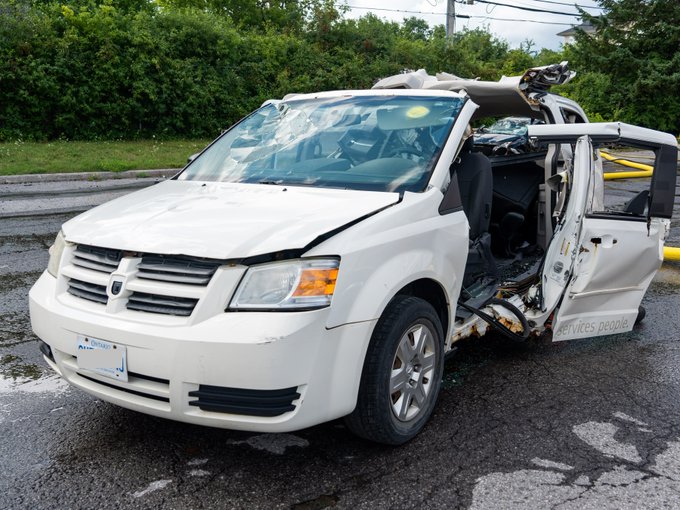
[456,119,550,314]
[456,112,661,317]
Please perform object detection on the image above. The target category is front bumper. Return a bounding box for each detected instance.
[29,271,375,432]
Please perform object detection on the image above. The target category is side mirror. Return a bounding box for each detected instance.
[187,153,199,164]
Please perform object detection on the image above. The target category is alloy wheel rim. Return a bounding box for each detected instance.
[390,322,436,422]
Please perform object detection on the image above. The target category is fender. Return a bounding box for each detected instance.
[305,189,469,331]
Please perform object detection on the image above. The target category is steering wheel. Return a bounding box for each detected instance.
[387,146,424,159]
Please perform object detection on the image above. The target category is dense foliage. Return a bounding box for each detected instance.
[0,0,677,141]
[564,0,680,134]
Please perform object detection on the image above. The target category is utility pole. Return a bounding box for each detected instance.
[446,0,455,39]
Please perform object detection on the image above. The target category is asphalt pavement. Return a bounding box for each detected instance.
[0,172,172,218]
[1,166,680,509]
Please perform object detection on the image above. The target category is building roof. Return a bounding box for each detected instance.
[557,22,596,38]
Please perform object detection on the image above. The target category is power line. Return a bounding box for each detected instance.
[470,0,583,17]
[345,5,455,17]
[503,0,601,11]
[523,0,602,9]
[470,16,575,25]
[512,0,601,17]
[344,4,575,25]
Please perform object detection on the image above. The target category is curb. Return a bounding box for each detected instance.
[0,168,179,185]
[0,206,93,219]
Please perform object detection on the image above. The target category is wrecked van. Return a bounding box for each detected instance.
[29,63,678,444]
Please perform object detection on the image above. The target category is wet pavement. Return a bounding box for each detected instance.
[1,165,680,509]
[0,177,164,218]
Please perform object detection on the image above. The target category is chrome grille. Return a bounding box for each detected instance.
[127,292,198,316]
[73,244,122,273]
[65,245,219,317]
[67,278,108,304]
[137,255,221,286]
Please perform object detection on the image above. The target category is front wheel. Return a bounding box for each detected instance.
[345,296,445,445]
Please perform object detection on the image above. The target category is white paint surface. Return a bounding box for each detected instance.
[572,421,642,463]
[131,479,172,498]
[470,413,680,509]
[613,412,648,426]
[531,458,573,471]
[63,180,399,260]
[651,441,680,482]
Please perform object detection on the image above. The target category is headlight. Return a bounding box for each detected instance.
[229,258,339,310]
[47,231,67,278]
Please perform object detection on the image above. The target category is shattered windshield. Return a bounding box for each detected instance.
[178,95,464,192]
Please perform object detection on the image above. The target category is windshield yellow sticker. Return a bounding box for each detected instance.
[406,106,429,119]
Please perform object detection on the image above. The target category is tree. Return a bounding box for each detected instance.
[401,17,431,41]
[500,49,535,77]
[156,0,312,33]
[0,0,572,141]
[571,0,680,133]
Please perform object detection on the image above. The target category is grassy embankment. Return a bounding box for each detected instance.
[0,139,212,176]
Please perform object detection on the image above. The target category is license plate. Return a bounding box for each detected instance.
[77,335,128,382]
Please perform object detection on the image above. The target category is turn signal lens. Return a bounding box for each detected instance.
[292,268,339,297]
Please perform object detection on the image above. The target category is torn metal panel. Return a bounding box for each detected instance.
[451,295,528,344]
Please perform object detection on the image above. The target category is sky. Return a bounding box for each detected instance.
[342,0,604,51]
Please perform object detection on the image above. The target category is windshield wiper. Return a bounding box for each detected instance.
[258,179,283,185]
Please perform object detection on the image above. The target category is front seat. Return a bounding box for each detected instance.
[455,138,493,239]
[451,138,498,291]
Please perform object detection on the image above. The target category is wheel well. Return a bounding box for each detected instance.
[396,279,449,336]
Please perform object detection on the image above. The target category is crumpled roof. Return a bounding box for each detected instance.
[373,62,576,119]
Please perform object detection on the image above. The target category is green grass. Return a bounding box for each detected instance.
[0,139,213,175]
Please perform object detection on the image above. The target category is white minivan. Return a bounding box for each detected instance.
[30,63,678,444]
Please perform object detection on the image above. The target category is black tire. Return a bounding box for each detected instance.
[635,305,646,325]
[345,296,445,445]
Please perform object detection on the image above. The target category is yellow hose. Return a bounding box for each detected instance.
[601,151,654,180]
[600,151,680,263]
[604,170,654,180]
[664,246,680,262]
[603,169,654,180]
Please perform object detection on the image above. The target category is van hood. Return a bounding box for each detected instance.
[63,180,400,260]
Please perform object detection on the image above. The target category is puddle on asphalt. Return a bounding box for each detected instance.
[0,270,43,291]
[0,341,68,397]
[0,312,37,347]
[0,353,42,381]
[226,434,309,455]
[650,264,680,295]
[0,373,69,395]
[0,232,53,250]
